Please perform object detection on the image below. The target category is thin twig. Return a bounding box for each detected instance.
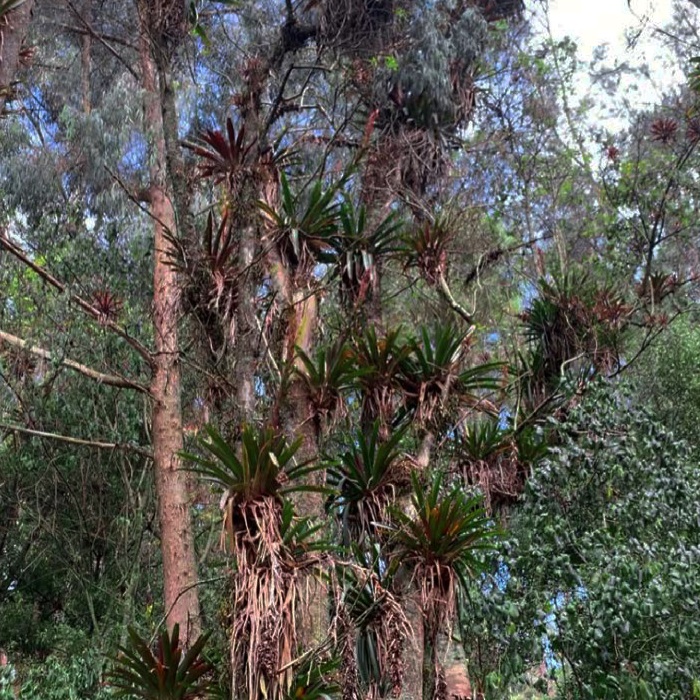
[65,0,139,80]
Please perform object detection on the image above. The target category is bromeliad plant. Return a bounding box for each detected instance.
[183,424,313,510]
[401,215,453,286]
[108,624,215,700]
[398,323,503,426]
[258,173,344,277]
[458,418,516,513]
[326,423,410,545]
[167,209,240,357]
[351,327,411,435]
[183,118,257,188]
[325,201,403,309]
[392,472,497,614]
[283,655,340,700]
[520,272,632,395]
[332,552,410,700]
[294,340,361,435]
[182,425,328,700]
[391,472,498,700]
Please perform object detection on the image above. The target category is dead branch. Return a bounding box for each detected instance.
[0,329,151,394]
[437,272,475,325]
[0,422,153,458]
[0,233,154,366]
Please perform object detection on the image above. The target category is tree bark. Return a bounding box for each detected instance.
[0,0,34,114]
[138,5,201,641]
[422,617,438,700]
[281,288,327,646]
[79,0,92,114]
[234,218,258,419]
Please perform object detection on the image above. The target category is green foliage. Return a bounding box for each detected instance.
[5,2,700,699]
[628,316,700,443]
[257,173,345,272]
[280,500,328,556]
[284,655,340,700]
[399,322,503,424]
[393,472,497,580]
[327,423,408,543]
[10,652,110,700]
[504,384,700,698]
[182,424,320,501]
[294,340,360,426]
[458,417,509,461]
[381,7,487,130]
[108,624,215,700]
[327,202,402,304]
[351,326,411,428]
[515,271,632,415]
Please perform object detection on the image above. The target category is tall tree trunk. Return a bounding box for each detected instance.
[138,5,201,641]
[233,73,269,421]
[79,0,92,114]
[282,289,326,645]
[0,0,34,114]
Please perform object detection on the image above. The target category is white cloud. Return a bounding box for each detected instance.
[528,0,685,134]
[547,0,674,61]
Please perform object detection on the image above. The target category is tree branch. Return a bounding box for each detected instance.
[463,235,551,289]
[437,272,475,325]
[0,329,151,394]
[0,422,153,458]
[65,0,140,81]
[0,233,155,367]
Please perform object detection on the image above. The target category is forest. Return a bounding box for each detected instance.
[1,0,700,698]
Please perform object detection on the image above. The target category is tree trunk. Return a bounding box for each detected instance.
[138,6,201,641]
[422,616,438,700]
[233,214,259,419]
[79,0,91,114]
[0,0,34,114]
[282,289,327,647]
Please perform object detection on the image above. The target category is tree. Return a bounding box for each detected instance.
[3,1,700,699]
[507,383,700,698]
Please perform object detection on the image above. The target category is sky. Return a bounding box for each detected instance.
[529,0,686,133]
[547,0,675,61]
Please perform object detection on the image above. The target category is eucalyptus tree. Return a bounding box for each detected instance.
[0,0,203,641]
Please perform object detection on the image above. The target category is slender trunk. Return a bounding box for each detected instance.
[266,237,327,648]
[282,289,327,646]
[422,617,438,700]
[150,185,201,640]
[79,0,92,114]
[138,8,201,641]
[402,593,425,700]
[234,215,258,419]
[400,431,434,700]
[0,0,34,114]
[232,72,277,420]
